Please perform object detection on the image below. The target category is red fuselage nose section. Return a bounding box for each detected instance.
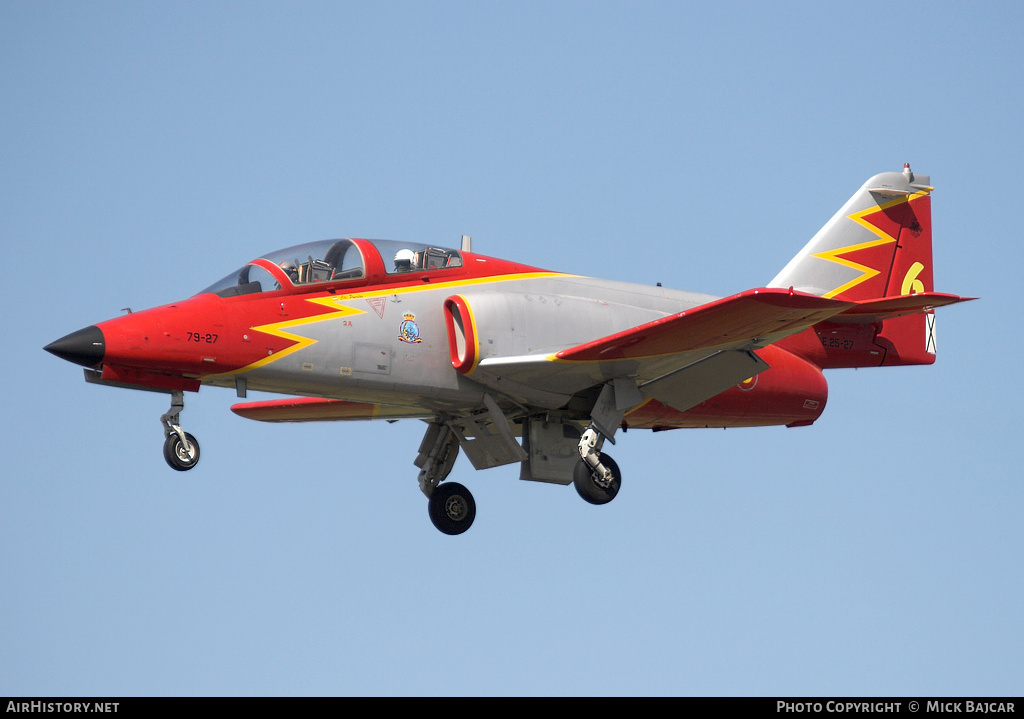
[96,296,226,376]
[92,293,286,380]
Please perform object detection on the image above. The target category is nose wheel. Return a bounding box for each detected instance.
[163,431,200,471]
[160,390,200,471]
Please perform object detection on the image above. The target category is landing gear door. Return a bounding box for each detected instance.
[519,417,582,485]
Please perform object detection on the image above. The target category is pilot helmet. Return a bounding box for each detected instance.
[279,261,298,279]
[394,249,415,270]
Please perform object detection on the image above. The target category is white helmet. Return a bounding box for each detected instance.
[394,249,415,270]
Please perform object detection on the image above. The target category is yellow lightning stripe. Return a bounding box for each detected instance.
[222,297,367,375]
[813,237,894,299]
[814,190,930,299]
[213,272,573,377]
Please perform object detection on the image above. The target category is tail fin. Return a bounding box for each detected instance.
[770,164,934,300]
[770,165,949,368]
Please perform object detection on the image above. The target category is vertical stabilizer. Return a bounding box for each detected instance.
[769,165,934,300]
[771,166,943,367]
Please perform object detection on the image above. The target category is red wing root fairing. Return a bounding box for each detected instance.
[45,166,973,534]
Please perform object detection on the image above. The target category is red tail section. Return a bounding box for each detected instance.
[770,167,959,369]
[810,313,936,368]
[822,192,934,302]
[825,191,936,367]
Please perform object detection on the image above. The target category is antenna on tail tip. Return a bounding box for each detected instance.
[903,163,914,182]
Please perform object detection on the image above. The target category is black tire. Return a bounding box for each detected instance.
[428,482,476,535]
[573,453,621,505]
[163,432,200,471]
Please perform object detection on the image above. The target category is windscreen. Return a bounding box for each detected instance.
[198,239,366,297]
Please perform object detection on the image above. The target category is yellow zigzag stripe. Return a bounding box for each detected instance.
[814,190,930,299]
[224,296,367,374]
[215,272,572,376]
[813,237,894,299]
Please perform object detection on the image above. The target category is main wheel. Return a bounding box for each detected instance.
[163,432,200,471]
[428,482,476,535]
[573,453,621,505]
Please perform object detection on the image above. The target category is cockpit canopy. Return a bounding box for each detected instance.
[199,238,463,297]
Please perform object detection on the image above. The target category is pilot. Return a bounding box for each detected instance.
[279,261,299,283]
[394,249,415,272]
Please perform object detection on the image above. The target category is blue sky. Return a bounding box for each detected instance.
[2,1,1021,696]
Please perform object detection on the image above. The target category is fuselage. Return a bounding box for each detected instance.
[46,237,829,429]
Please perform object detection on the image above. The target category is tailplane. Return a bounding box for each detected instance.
[770,165,968,368]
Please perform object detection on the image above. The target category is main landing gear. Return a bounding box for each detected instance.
[415,421,476,535]
[427,482,476,535]
[161,390,200,471]
[572,379,631,506]
[574,425,622,505]
[413,408,627,535]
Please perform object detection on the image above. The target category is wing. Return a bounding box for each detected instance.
[469,288,854,412]
[231,397,433,422]
[232,396,527,471]
[556,288,851,361]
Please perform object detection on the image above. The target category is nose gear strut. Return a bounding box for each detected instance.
[160,390,200,471]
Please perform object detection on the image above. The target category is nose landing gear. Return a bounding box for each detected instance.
[163,431,200,471]
[160,390,200,471]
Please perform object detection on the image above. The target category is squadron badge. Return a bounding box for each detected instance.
[398,312,422,344]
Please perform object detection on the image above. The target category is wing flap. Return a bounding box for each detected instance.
[640,349,770,414]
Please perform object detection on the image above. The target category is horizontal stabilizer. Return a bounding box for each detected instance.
[834,292,975,324]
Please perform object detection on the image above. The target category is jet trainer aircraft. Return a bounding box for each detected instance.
[46,166,971,534]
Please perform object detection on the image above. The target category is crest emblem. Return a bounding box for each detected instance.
[398,312,422,344]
